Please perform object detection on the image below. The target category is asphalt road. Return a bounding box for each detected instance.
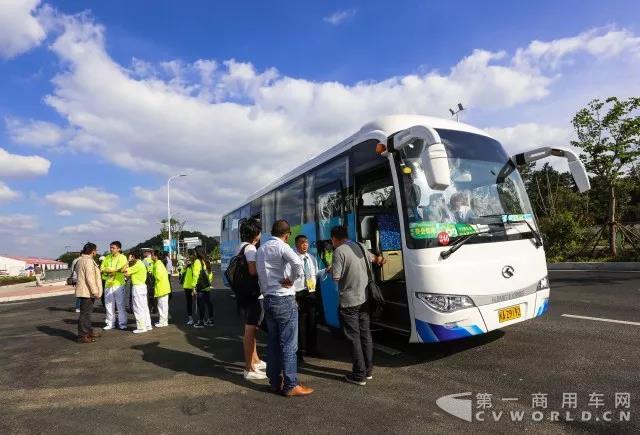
[0,270,638,434]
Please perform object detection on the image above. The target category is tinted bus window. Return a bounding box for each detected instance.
[276,177,304,226]
[261,192,275,236]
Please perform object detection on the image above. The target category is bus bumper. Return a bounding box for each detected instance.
[413,288,550,343]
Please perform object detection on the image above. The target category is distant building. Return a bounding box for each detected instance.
[0,256,68,276]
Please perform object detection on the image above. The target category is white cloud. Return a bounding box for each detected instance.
[0,148,51,177]
[59,219,106,235]
[57,209,72,216]
[5,117,71,148]
[514,28,640,71]
[485,123,572,155]
[0,214,38,234]
[0,182,21,202]
[0,0,46,59]
[486,123,577,172]
[323,9,357,25]
[45,187,119,212]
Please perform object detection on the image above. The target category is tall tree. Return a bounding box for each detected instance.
[571,97,640,256]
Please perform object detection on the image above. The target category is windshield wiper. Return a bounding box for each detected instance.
[505,218,543,248]
[475,214,543,249]
[440,230,491,260]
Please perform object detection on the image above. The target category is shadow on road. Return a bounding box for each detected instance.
[36,325,77,342]
[131,341,268,394]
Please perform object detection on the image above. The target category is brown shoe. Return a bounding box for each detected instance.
[284,384,314,397]
[89,330,102,338]
[77,335,96,344]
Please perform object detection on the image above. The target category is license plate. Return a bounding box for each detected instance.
[498,305,522,323]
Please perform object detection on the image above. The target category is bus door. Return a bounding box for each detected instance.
[355,165,410,333]
[315,180,344,329]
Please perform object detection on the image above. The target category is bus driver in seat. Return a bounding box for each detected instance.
[449,192,476,223]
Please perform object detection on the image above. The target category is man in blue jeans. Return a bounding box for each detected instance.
[256,219,313,397]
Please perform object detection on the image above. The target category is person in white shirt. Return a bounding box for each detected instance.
[237,218,267,381]
[286,234,328,361]
[256,219,313,397]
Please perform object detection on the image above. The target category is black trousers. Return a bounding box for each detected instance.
[78,297,94,337]
[340,301,373,381]
[196,291,214,322]
[184,289,194,317]
[296,290,318,354]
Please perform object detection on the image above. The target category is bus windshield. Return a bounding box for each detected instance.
[397,128,537,249]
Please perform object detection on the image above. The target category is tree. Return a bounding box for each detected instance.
[57,251,80,267]
[571,97,640,256]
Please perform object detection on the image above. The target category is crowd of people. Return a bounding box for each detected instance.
[71,217,385,397]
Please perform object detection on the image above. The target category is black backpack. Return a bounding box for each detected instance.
[224,244,260,306]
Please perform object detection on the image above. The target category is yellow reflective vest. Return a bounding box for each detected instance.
[100,253,127,288]
[128,260,147,286]
[153,260,171,297]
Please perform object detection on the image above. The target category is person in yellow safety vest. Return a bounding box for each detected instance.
[125,251,152,333]
[182,250,199,326]
[152,249,171,327]
[193,246,215,328]
[100,241,129,330]
[142,249,156,313]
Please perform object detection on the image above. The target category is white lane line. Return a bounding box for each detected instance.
[562,314,640,326]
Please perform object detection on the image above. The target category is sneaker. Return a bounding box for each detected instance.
[366,375,373,380]
[75,308,80,313]
[344,374,366,386]
[243,370,267,380]
[103,325,114,330]
[154,322,168,328]
[145,326,153,332]
[255,360,267,371]
[119,326,127,331]
[205,319,215,327]
[193,321,205,328]
[132,329,146,334]
[186,316,194,326]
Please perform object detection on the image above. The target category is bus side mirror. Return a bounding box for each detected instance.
[512,146,591,193]
[393,125,451,190]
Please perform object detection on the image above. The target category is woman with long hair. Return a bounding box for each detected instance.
[193,246,214,328]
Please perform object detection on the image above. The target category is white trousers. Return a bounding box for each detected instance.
[105,285,127,328]
[157,295,169,326]
[132,284,152,330]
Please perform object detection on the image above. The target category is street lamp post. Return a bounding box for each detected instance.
[167,174,187,261]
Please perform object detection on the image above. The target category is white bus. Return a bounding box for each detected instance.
[220,115,590,343]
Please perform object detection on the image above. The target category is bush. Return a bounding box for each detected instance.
[538,211,587,262]
[0,276,36,287]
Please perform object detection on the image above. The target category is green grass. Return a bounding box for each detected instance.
[0,276,36,287]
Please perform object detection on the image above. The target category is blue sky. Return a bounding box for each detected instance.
[0,0,639,257]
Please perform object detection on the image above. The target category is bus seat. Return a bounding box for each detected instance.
[377,213,401,251]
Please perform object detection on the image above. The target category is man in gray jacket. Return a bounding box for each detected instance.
[75,242,103,343]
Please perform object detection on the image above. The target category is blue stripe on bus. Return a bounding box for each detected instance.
[535,298,549,317]
[415,319,484,343]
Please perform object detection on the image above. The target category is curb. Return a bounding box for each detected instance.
[548,262,640,272]
[0,289,75,303]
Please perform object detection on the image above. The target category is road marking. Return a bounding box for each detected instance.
[562,314,640,326]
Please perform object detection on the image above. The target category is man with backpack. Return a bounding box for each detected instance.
[330,225,385,386]
[256,219,312,397]
[226,218,267,380]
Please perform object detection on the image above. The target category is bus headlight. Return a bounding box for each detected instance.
[537,276,549,291]
[415,292,475,313]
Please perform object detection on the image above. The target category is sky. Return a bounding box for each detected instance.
[0,0,639,257]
